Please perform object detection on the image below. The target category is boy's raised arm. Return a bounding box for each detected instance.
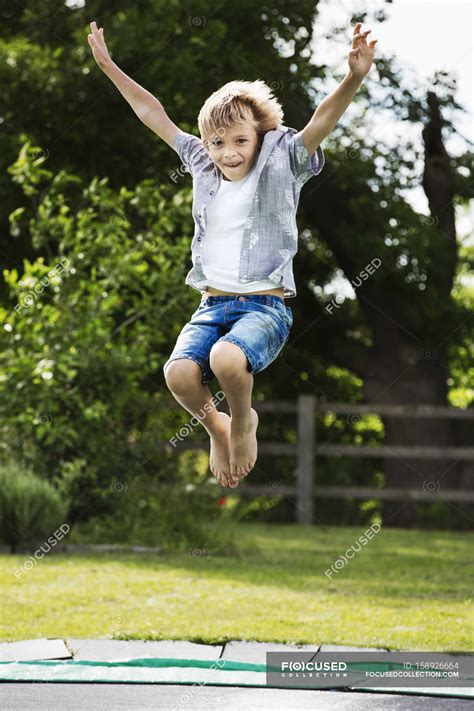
[87,20,180,149]
[300,22,378,155]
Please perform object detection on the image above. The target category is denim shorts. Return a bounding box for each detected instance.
[163,294,293,385]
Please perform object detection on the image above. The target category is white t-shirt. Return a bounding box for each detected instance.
[200,162,278,292]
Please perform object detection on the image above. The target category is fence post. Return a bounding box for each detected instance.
[296,394,315,524]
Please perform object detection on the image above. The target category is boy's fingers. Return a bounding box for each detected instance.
[89,20,102,36]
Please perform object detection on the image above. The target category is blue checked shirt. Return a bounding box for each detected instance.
[172,125,325,298]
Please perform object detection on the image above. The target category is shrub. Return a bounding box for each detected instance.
[0,459,69,552]
[1,140,196,519]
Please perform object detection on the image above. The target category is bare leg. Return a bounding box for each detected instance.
[164,359,232,486]
[209,341,259,484]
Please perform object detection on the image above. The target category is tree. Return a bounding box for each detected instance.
[296,82,473,526]
[2,1,472,527]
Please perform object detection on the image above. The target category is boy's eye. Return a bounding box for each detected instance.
[212,139,247,146]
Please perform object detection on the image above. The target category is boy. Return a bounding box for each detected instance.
[88,20,377,489]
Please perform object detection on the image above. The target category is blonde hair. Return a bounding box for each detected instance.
[198,79,284,148]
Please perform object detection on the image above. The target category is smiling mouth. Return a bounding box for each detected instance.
[225,162,242,167]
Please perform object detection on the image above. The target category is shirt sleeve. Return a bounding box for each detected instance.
[173,130,209,176]
[287,130,325,183]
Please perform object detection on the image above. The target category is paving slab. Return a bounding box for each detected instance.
[0,639,71,663]
[66,638,223,661]
[221,640,319,664]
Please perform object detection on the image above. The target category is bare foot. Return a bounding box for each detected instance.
[209,412,232,486]
[228,408,259,486]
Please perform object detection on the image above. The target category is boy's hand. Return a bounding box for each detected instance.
[87,20,113,69]
[348,22,378,79]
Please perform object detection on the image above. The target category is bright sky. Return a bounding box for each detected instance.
[313,0,473,244]
[314,0,472,131]
[381,0,473,123]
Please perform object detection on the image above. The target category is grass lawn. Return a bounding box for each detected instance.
[1,523,472,651]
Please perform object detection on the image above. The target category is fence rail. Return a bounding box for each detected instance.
[167,396,474,524]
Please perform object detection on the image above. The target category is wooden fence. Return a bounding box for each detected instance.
[169,395,474,524]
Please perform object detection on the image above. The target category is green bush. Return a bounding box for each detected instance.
[0,139,197,519]
[0,459,69,552]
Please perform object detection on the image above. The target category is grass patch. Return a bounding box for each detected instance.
[1,523,472,651]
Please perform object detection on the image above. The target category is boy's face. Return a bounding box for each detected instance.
[206,122,261,182]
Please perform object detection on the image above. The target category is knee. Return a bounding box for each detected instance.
[209,340,248,378]
[164,358,202,394]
